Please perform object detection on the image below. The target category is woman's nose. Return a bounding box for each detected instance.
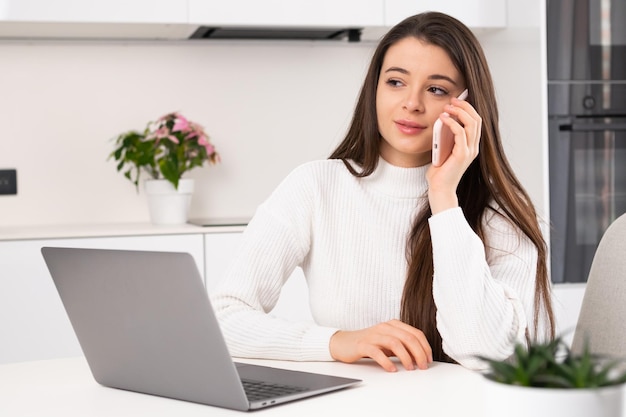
[403,92,424,112]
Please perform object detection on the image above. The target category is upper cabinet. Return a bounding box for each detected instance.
[385,0,506,29]
[188,0,384,27]
[0,0,186,23]
[0,0,193,39]
[0,0,506,40]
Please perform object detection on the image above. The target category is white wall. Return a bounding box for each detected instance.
[0,39,374,226]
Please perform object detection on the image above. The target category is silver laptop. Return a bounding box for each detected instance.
[41,247,360,411]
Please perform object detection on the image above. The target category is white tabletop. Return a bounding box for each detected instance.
[0,356,486,416]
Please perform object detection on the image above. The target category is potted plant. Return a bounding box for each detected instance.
[479,337,626,417]
[110,112,220,225]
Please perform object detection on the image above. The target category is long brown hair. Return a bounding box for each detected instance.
[329,12,555,362]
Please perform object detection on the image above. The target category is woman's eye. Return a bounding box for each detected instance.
[385,79,404,87]
[428,86,449,96]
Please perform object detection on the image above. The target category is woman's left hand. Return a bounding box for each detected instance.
[427,96,482,214]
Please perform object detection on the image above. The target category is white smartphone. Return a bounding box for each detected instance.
[431,89,469,167]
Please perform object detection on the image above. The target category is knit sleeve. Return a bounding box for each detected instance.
[429,206,539,370]
[209,163,338,361]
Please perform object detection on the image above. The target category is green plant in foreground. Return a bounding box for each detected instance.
[480,336,626,388]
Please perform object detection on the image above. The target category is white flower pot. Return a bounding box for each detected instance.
[144,179,194,225]
[483,377,624,417]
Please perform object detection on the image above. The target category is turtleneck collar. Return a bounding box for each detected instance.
[361,157,430,199]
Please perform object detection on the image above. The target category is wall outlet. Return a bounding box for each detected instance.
[0,169,17,195]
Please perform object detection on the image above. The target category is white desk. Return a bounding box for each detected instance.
[0,356,486,416]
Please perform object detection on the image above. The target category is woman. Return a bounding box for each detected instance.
[210,12,555,372]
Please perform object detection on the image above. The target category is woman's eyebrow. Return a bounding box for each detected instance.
[428,74,458,85]
[383,67,458,86]
[384,66,409,75]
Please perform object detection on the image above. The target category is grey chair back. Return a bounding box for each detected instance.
[571,212,626,357]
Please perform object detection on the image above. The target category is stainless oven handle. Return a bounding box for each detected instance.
[560,123,626,131]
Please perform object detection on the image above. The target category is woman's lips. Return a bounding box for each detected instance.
[395,120,426,135]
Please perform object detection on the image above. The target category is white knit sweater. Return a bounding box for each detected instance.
[210,158,542,369]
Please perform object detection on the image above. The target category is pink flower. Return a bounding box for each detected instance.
[185,122,206,140]
[172,115,191,133]
[198,135,215,154]
[147,126,179,144]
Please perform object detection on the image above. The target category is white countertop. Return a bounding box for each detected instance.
[0,221,248,241]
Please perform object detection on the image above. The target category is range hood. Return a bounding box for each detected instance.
[189,26,362,42]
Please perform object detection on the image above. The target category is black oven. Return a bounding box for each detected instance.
[547,0,626,283]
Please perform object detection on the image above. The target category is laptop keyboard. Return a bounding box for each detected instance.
[241,379,308,401]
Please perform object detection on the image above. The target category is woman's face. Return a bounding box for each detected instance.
[376,37,465,167]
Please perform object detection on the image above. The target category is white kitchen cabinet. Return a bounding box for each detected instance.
[552,283,586,347]
[203,232,243,292]
[0,0,193,39]
[384,0,506,29]
[188,0,384,27]
[0,0,187,23]
[204,232,313,322]
[0,233,204,364]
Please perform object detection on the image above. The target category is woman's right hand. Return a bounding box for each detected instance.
[329,320,433,372]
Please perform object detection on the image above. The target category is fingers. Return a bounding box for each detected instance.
[383,320,433,370]
[329,320,433,373]
[367,347,401,372]
[443,98,482,161]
